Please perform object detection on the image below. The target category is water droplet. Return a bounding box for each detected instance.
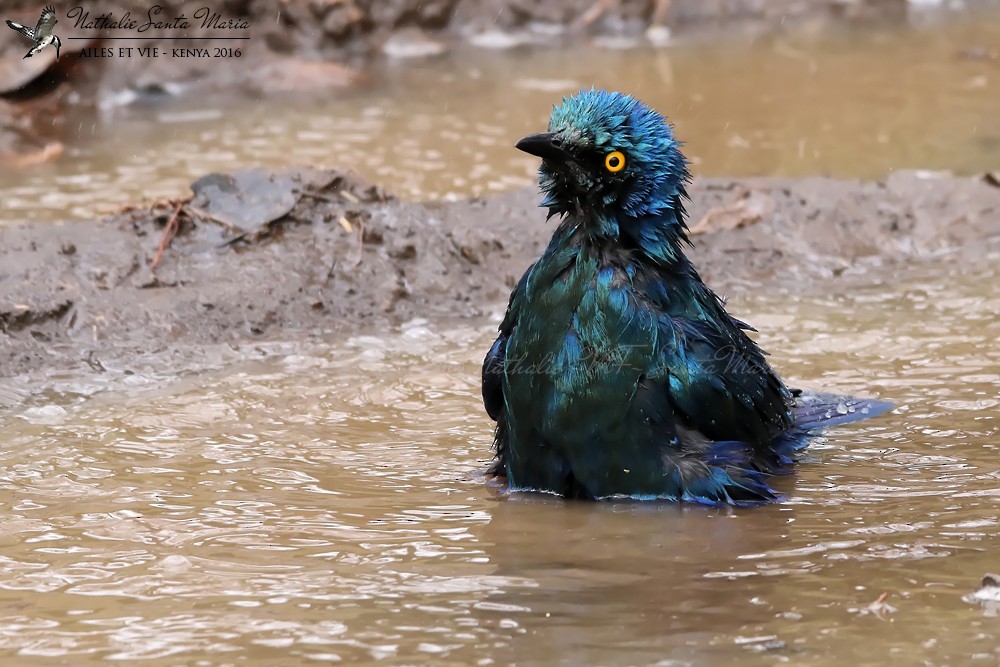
[836,402,849,415]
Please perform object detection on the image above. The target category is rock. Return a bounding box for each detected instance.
[247,57,358,93]
[466,29,534,50]
[382,27,448,59]
[963,574,1000,617]
[188,168,303,238]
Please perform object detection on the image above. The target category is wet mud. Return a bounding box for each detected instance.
[2,166,998,380]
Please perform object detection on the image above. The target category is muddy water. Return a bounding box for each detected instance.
[2,9,999,225]
[1,262,998,664]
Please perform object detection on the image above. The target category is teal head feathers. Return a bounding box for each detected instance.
[516,89,690,222]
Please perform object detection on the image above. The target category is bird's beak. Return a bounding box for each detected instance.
[515,132,574,164]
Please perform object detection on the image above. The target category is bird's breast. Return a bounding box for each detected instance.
[506,254,657,437]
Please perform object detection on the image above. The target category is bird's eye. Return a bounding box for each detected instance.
[604,151,626,173]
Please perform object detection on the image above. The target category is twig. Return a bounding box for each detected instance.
[302,188,361,205]
[352,219,364,267]
[651,0,671,26]
[576,0,616,30]
[300,190,338,204]
[151,201,184,270]
[184,204,242,233]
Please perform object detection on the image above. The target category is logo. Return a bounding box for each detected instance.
[5,5,62,60]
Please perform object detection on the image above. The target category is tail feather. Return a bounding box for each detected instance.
[669,457,782,507]
[764,392,893,477]
[793,393,893,430]
[665,394,894,506]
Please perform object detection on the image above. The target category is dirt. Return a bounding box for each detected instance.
[2,166,998,381]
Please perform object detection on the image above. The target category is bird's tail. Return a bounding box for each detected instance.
[792,393,894,430]
[763,393,893,473]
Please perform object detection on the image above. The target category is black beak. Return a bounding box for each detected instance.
[515,132,574,164]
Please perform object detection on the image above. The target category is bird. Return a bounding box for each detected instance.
[481,89,892,506]
[6,6,61,60]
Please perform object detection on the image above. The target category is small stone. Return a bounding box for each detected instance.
[382,28,448,59]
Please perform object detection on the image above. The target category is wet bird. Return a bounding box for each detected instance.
[482,90,891,506]
[6,6,61,60]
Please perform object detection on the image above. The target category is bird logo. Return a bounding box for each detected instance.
[5,6,62,60]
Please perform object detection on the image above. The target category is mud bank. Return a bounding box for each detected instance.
[1,168,998,380]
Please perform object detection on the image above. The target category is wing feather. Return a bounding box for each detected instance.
[654,312,792,446]
[35,6,57,36]
[5,19,33,40]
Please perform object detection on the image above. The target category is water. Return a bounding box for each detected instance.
[2,9,999,225]
[1,264,998,664]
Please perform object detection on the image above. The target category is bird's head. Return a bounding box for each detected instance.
[517,89,689,226]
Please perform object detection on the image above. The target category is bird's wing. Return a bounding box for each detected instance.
[651,306,793,447]
[5,19,34,40]
[482,336,506,421]
[35,6,57,36]
[612,306,792,505]
[481,263,532,422]
[481,263,535,478]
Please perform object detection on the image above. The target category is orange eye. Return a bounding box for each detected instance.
[604,150,626,173]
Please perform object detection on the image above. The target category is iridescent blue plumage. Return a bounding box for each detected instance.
[482,90,891,506]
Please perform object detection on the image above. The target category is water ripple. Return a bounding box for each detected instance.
[0,270,997,663]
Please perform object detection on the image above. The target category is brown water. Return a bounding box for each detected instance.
[1,9,999,225]
[1,262,999,664]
